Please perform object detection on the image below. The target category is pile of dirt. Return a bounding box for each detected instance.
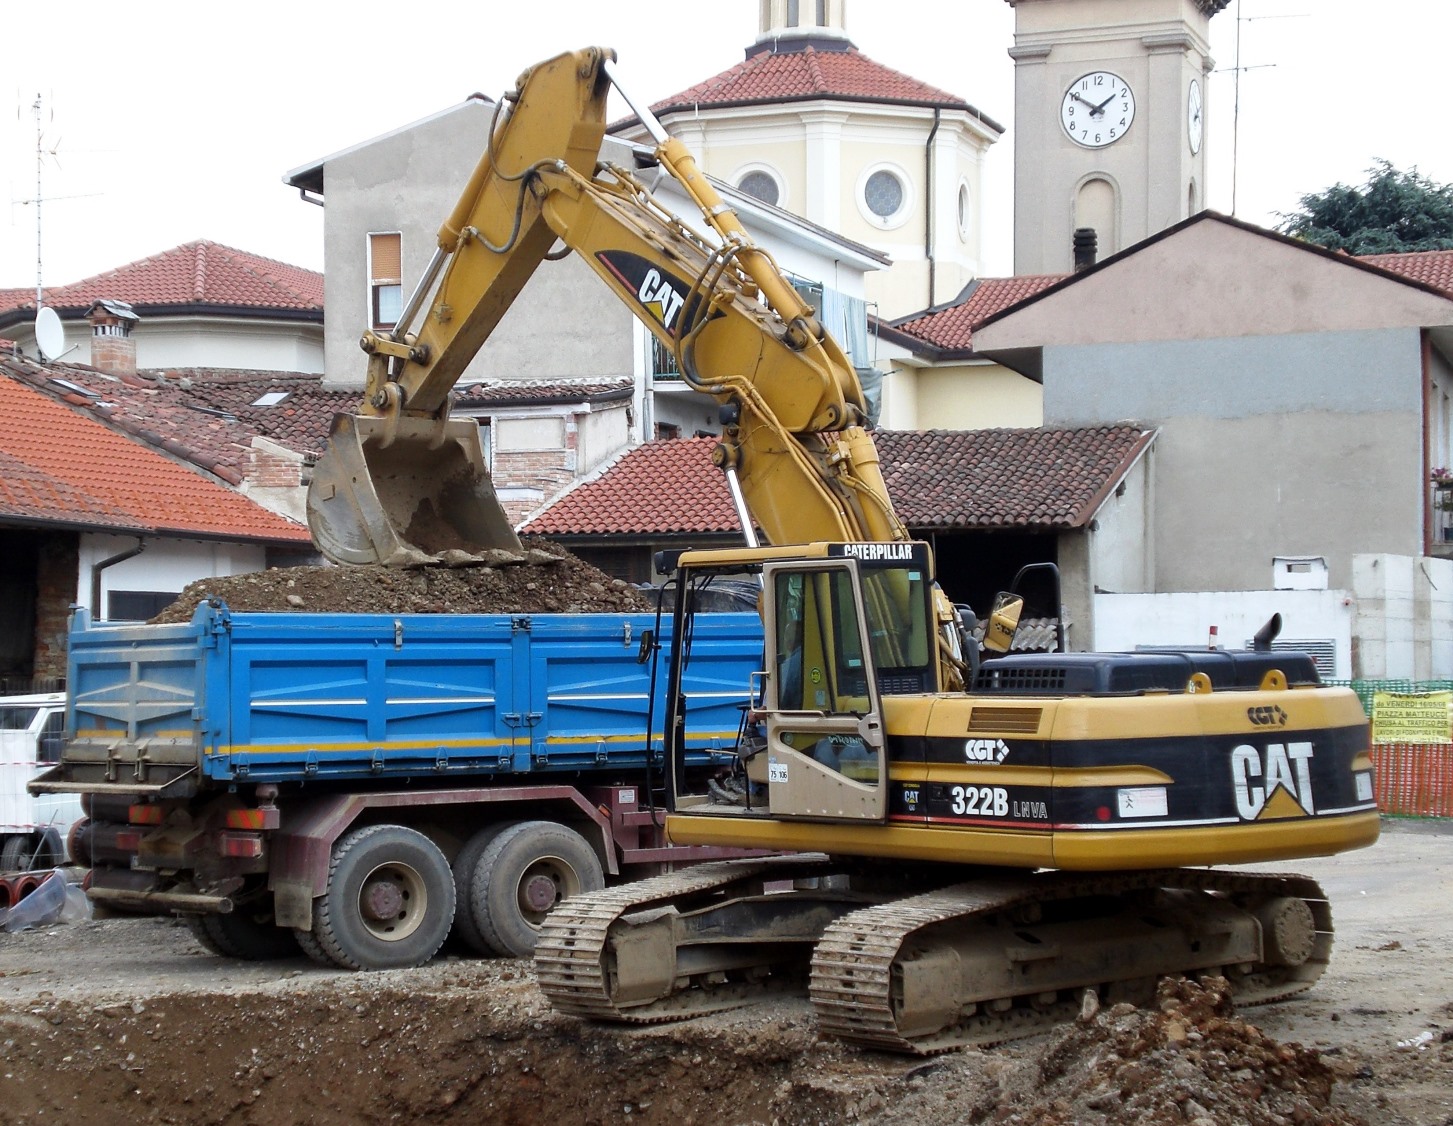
[0,958,1381,1126]
[947,976,1370,1126]
[151,538,651,623]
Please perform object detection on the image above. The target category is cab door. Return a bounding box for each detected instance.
[760,560,887,821]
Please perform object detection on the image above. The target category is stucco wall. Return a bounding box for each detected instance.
[892,362,1043,430]
[1042,328,1425,592]
[76,534,269,621]
[319,102,638,388]
[9,319,323,374]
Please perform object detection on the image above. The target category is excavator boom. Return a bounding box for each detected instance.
[307,47,910,565]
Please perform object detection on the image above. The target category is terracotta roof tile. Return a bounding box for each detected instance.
[0,241,322,320]
[644,45,982,118]
[0,359,351,476]
[881,427,1153,529]
[1361,248,1453,295]
[0,363,309,542]
[456,377,634,407]
[525,437,736,536]
[524,427,1154,537]
[893,275,1065,353]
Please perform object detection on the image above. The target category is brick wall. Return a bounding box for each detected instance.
[247,442,303,489]
[33,533,79,681]
[496,448,575,525]
[90,335,137,378]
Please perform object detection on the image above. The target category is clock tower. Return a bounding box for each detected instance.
[1007,0,1227,275]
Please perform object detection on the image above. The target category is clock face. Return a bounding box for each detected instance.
[1187,78,1204,155]
[1060,71,1135,148]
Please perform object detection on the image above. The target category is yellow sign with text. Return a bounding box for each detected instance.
[1371,691,1452,745]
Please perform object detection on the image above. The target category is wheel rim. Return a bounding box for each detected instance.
[357,860,427,942]
[515,856,582,925]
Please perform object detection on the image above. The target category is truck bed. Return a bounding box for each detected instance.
[45,604,762,795]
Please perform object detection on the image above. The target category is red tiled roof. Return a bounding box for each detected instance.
[524,427,1153,537]
[893,275,1066,353]
[0,241,322,319]
[1361,249,1453,296]
[880,427,1153,529]
[0,365,309,542]
[0,358,350,479]
[644,46,979,118]
[525,437,735,536]
[456,378,634,407]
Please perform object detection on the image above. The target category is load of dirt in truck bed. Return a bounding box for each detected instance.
[150,538,652,623]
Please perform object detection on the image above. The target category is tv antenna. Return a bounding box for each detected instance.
[14,93,97,310]
[1221,3,1308,215]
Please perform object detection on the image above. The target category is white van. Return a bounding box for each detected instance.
[0,693,80,869]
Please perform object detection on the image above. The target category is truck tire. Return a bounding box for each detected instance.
[313,824,455,971]
[470,821,604,958]
[0,835,27,872]
[451,821,518,956]
[1,830,63,872]
[31,828,64,869]
[187,911,301,961]
[292,927,336,968]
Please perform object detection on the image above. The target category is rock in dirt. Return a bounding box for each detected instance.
[150,538,651,622]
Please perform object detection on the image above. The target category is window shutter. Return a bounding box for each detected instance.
[369,233,402,284]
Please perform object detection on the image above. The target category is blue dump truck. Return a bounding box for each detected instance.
[30,602,763,969]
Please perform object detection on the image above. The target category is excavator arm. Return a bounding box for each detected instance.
[306,47,965,684]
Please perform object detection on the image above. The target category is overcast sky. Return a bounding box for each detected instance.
[2,0,1447,296]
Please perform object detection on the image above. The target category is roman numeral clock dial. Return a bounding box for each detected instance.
[1060,71,1136,148]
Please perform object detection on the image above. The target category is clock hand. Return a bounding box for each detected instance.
[1069,91,1101,114]
[1092,91,1118,114]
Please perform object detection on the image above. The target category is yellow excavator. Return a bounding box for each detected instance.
[308,48,1380,1054]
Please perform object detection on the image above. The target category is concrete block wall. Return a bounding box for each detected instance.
[1350,554,1453,680]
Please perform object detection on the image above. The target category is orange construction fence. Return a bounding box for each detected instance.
[1370,743,1453,819]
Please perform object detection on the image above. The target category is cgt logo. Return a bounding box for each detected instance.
[1230,741,1315,820]
[1247,705,1288,727]
[964,738,1011,764]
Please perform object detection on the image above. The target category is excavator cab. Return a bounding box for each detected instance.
[663,542,938,824]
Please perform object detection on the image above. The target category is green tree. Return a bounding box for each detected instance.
[1277,160,1453,254]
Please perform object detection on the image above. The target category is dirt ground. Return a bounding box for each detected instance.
[150,539,651,623]
[0,820,1448,1126]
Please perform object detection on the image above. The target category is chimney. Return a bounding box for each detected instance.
[87,299,139,377]
[1072,227,1098,273]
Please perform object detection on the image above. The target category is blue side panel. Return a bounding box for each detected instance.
[65,607,214,762]
[526,613,762,771]
[64,605,765,788]
[218,612,517,783]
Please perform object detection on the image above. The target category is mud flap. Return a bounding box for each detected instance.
[306,412,523,565]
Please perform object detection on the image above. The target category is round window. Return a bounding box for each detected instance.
[957,183,971,242]
[864,170,905,220]
[738,170,780,207]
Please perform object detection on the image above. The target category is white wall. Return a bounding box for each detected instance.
[1092,588,1354,679]
[76,534,268,622]
[1095,553,1453,682]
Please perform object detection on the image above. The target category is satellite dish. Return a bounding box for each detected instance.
[34,306,65,361]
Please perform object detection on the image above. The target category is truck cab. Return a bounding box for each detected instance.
[0,692,78,869]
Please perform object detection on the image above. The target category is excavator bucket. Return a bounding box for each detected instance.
[306,413,523,566]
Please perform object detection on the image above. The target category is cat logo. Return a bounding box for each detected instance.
[636,268,685,332]
[1230,741,1316,820]
[595,251,693,337]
